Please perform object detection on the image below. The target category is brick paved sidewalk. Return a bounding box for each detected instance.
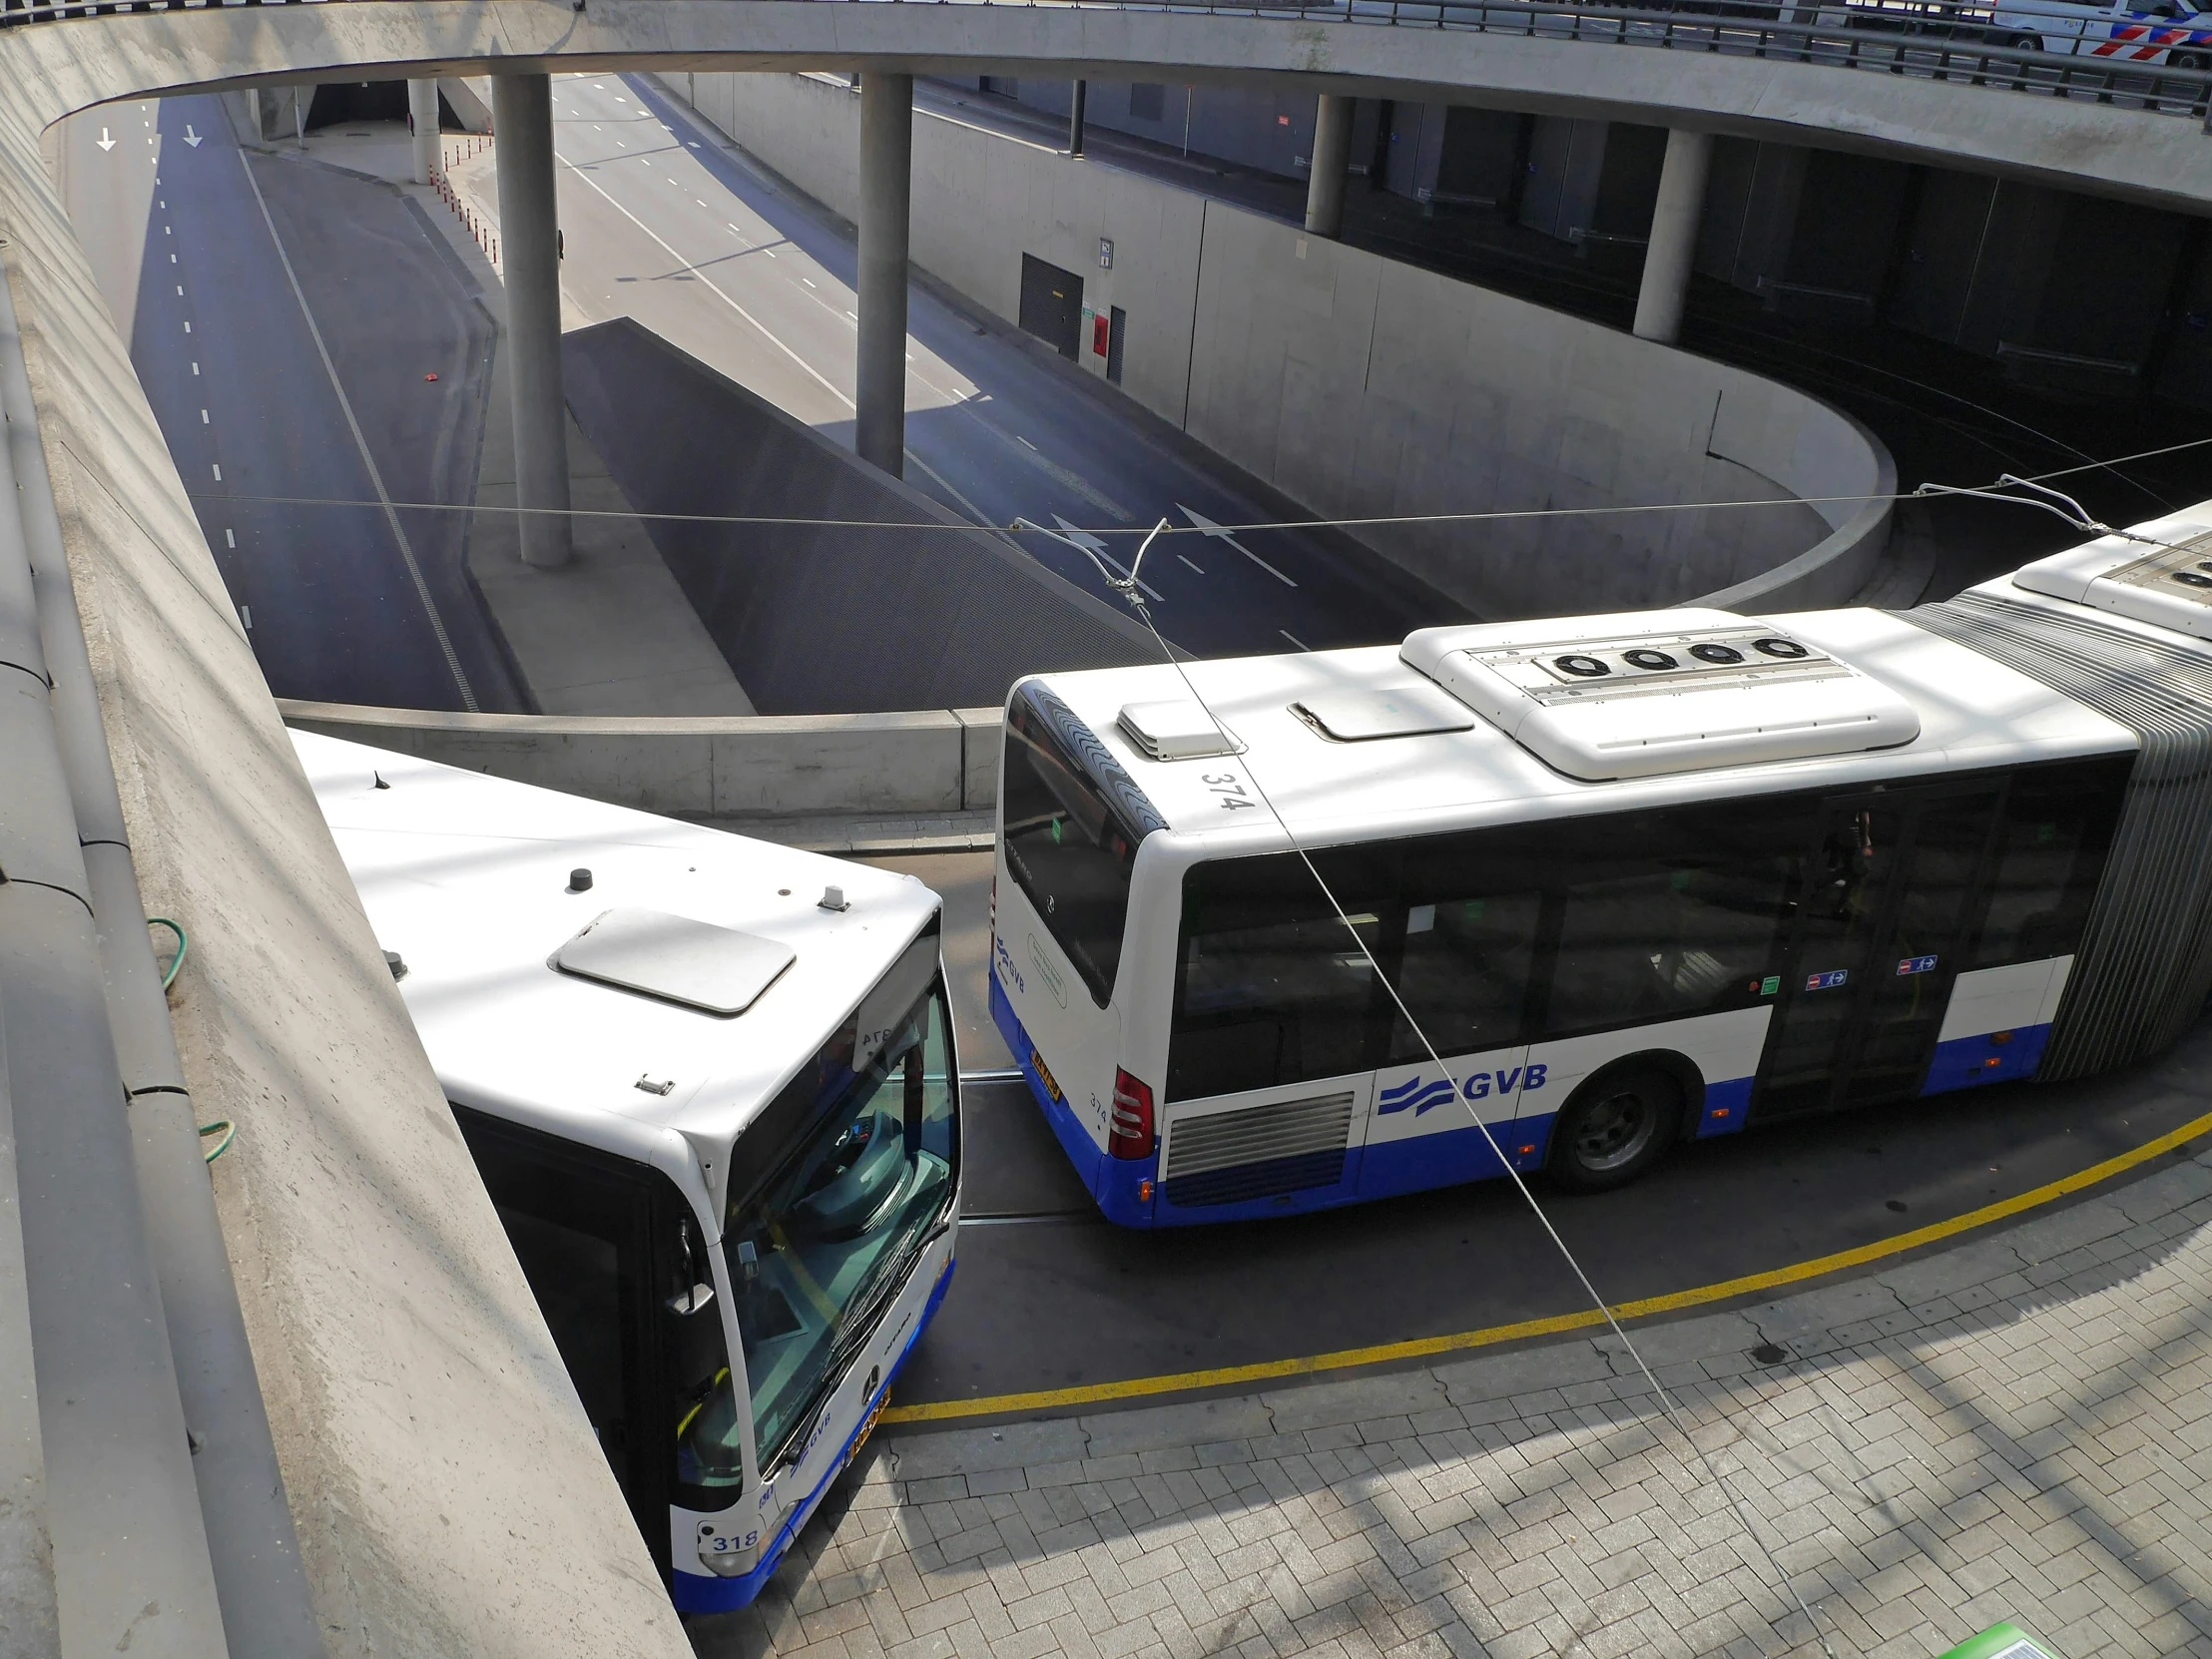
[691,1151,2212,1659]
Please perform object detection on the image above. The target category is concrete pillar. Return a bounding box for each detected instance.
[247,88,264,147]
[1633,128,1713,345]
[856,72,913,477]
[1305,94,1356,239]
[408,79,439,186]
[491,74,574,568]
[1068,79,1087,158]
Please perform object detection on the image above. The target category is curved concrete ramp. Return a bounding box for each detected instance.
[8,0,2212,212]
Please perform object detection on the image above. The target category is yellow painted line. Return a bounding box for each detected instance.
[881,1106,2212,1425]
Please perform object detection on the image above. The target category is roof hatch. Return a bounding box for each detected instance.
[2012,526,2212,644]
[1291,684,1475,743]
[1117,699,1241,761]
[552,907,795,1015]
[1400,608,1920,781]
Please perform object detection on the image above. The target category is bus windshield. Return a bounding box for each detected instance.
[714,958,957,1472]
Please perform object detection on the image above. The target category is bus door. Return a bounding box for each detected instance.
[1754,785,2000,1120]
[452,1109,686,1579]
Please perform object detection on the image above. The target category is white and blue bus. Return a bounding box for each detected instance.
[990,512,2212,1226]
[297,731,960,1610]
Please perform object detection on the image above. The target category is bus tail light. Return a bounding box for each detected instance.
[1108,1069,1155,1159]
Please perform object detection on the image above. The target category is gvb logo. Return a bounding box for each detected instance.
[1379,1065,1550,1116]
[1378,1075,1455,1116]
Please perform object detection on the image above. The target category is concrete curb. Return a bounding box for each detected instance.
[876,1145,2212,1483]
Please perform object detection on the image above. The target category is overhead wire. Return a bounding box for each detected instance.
[180,431,2212,543]
[1072,518,1848,1657]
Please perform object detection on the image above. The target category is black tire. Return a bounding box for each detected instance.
[2008,32,2039,50]
[1547,1065,1683,1193]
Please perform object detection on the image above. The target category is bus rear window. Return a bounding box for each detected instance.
[1002,696,1143,1005]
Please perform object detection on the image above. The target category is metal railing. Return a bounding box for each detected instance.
[3,0,2210,123]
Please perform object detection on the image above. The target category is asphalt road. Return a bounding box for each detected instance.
[99,96,519,711]
[857,848,2212,1414]
[540,73,1455,657]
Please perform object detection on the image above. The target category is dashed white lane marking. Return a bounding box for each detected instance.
[175,285,183,296]
[225,528,235,548]
[200,409,209,423]
[1281,629,1310,650]
[212,463,222,480]
[192,362,200,375]
[1178,553,1206,575]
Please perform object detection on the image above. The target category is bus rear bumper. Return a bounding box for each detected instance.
[990,965,1159,1224]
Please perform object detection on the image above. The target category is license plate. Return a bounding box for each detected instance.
[1030,1048,1064,1103]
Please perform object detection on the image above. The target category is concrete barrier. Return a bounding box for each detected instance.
[280,700,1007,818]
[0,29,693,1659]
[680,71,1893,619]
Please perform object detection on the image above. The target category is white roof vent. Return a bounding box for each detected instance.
[1292,684,1475,743]
[1117,699,1241,761]
[2012,526,2212,643]
[552,907,795,1016]
[1400,609,1920,781]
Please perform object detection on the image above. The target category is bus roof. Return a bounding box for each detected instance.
[1018,606,2137,848]
[293,730,940,1228]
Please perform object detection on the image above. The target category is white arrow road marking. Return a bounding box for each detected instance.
[96,128,116,152]
[1178,504,1297,587]
[183,126,204,147]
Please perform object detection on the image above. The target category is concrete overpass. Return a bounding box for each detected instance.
[1,4,2208,1657]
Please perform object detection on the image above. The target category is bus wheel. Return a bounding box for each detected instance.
[1547,1067,1681,1193]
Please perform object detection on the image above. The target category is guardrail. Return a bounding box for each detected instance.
[3,0,2210,127]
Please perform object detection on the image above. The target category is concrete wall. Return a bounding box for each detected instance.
[682,71,1893,616]
[562,318,1152,713]
[0,30,693,1659]
[280,701,1005,819]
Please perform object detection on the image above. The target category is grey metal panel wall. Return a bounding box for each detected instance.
[1904,593,2212,1080]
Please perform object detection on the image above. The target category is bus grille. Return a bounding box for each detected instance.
[1162,1091,1355,1208]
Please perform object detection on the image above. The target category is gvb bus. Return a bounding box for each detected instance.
[296,731,961,1608]
[990,513,2212,1226]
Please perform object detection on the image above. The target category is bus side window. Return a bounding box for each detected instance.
[1542,804,1802,1039]
[1971,758,2130,967]
[1389,831,1541,1061]
[1169,848,1394,1100]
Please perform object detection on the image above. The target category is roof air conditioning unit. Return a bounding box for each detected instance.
[1399,608,1920,781]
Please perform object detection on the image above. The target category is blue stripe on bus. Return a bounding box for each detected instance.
[1695,1076,1754,1137]
[672,1255,956,1613]
[1921,1023,2051,1097]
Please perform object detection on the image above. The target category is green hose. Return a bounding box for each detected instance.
[148,916,187,991]
[199,1120,236,1164]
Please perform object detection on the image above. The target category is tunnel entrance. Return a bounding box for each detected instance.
[304,81,461,133]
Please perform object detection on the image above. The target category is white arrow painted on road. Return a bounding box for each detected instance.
[1178,505,1297,587]
[96,128,116,152]
[183,125,204,147]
